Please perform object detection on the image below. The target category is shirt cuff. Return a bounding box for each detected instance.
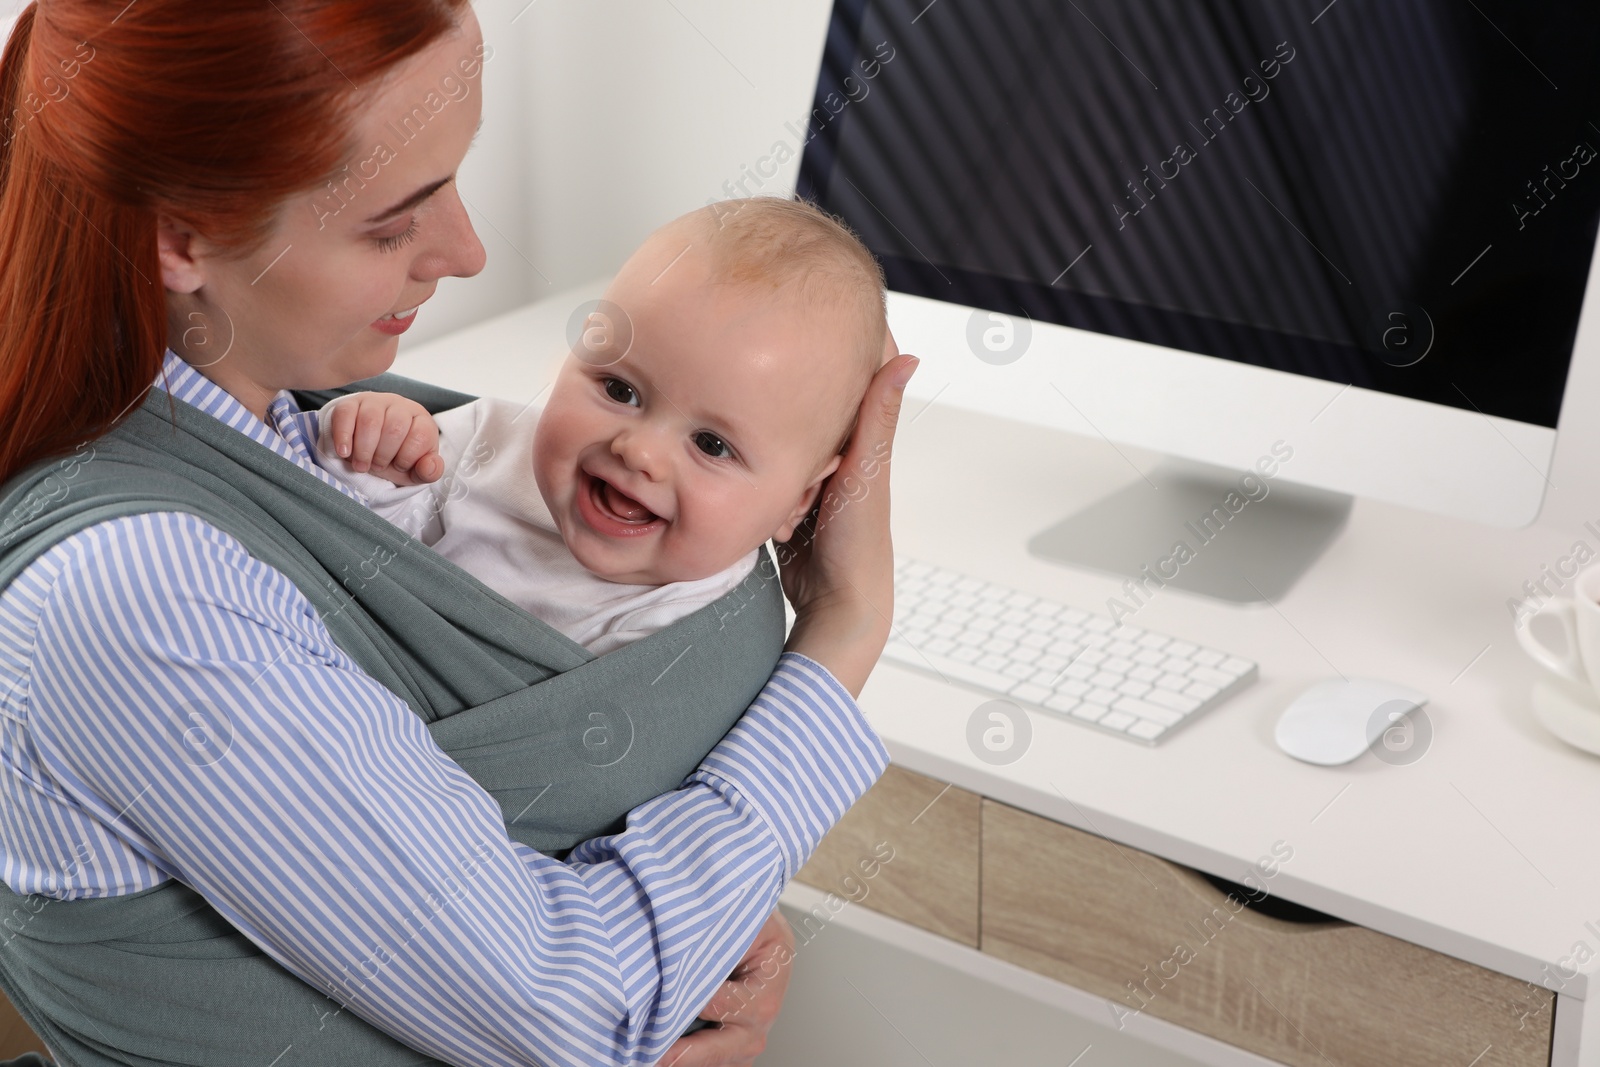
[692,650,890,882]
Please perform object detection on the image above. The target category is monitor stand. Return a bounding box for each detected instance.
[1026,457,1353,605]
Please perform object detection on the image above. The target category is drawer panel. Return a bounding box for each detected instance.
[795,764,981,946]
[980,799,1552,1067]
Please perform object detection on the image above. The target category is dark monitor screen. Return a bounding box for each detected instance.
[796,0,1600,429]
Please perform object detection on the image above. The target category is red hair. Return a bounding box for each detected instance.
[0,0,469,484]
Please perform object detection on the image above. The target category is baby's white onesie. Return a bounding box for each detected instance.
[313,395,759,656]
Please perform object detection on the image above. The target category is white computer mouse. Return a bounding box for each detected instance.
[1274,678,1430,766]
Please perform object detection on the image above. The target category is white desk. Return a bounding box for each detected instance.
[394,287,1600,1065]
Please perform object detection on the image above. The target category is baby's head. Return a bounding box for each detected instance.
[532,197,887,585]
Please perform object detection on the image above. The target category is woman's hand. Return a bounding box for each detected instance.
[778,331,919,697]
[663,909,797,1067]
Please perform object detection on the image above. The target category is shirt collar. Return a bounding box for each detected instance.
[150,349,365,504]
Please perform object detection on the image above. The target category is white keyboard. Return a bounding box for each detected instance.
[885,557,1257,745]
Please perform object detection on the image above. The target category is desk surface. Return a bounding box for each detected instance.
[393,286,1600,1001]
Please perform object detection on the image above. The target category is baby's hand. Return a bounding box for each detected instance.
[325,393,444,486]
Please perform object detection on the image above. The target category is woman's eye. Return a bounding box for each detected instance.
[602,378,639,406]
[694,431,732,459]
[374,219,419,253]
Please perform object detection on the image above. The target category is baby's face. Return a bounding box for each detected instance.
[532,238,857,585]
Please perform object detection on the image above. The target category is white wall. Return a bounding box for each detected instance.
[508,0,834,291]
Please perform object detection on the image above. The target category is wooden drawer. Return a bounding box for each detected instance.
[981,799,1553,1067]
[795,765,981,946]
[0,991,47,1059]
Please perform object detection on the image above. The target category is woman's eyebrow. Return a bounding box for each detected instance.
[365,176,453,225]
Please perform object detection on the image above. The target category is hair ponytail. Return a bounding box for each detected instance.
[0,0,469,485]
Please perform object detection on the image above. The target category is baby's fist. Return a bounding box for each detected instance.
[325,392,443,486]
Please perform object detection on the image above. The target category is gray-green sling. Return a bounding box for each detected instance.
[0,373,786,1065]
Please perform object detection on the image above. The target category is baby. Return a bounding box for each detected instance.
[312,197,888,655]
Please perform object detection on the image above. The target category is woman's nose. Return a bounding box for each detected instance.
[411,185,487,282]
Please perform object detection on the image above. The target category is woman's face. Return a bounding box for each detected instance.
[160,10,488,413]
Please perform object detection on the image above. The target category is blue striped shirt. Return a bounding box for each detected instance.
[0,351,889,1065]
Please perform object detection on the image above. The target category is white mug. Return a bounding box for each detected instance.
[1517,562,1600,695]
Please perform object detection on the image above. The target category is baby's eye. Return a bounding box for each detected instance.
[694,431,732,460]
[602,378,639,406]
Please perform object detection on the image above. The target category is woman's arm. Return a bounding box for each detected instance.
[19,511,886,1067]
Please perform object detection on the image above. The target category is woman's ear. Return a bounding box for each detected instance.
[156,214,206,294]
[774,453,845,543]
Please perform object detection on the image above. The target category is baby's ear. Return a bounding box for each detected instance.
[774,454,845,543]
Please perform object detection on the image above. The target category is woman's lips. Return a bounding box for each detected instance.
[372,305,420,336]
[575,471,665,539]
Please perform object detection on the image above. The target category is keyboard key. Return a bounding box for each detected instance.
[1011,683,1052,705]
[951,646,981,663]
[1114,696,1182,726]
[1189,665,1234,687]
[1116,679,1152,698]
[1090,671,1121,689]
[1103,657,1134,674]
[1193,649,1224,667]
[1069,702,1104,722]
[1147,688,1202,713]
[1132,649,1166,666]
[1153,672,1191,692]
[1127,719,1166,740]
[1099,711,1136,732]
[1158,656,1191,675]
[1087,686,1120,706]
[1108,640,1138,658]
[922,654,1017,693]
[1165,640,1197,657]
[1001,607,1032,625]
[1043,694,1081,716]
[1004,592,1036,610]
[982,636,1014,655]
[1185,681,1220,700]
[1136,633,1170,650]
[1221,656,1255,676]
[1010,645,1042,665]
[995,624,1026,641]
[978,653,1009,671]
[926,637,956,656]
[1018,631,1052,649]
[1002,661,1036,680]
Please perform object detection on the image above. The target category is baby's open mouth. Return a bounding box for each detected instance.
[588,473,659,524]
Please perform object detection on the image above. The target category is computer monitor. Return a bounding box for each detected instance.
[796,0,1600,602]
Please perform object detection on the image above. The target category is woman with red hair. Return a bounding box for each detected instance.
[0,2,915,1065]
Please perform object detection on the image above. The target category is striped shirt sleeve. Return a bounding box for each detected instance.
[20,511,889,1067]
